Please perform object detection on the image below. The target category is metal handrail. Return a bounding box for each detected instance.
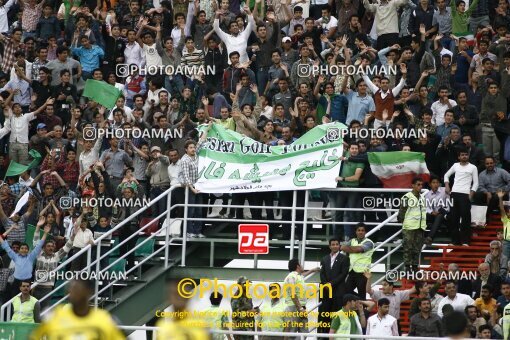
[1,186,411,322]
[117,325,446,339]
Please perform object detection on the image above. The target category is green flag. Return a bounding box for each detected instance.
[5,149,43,178]
[82,79,121,109]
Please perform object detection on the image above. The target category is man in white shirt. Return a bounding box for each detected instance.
[431,86,457,126]
[5,97,54,165]
[366,298,399,339]
[444,149,479,245]
[124,29,145,68]
[437,280,475,317]
[213,6,254,64]
[69,211,94,272]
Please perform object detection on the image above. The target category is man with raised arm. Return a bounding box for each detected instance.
[213,5,254,64]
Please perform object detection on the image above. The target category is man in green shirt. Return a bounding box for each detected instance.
[329,294,364,336]
[330,143,365,241]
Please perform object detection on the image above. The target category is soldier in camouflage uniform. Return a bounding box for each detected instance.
[397,177,427,272]
[231,276,259,340]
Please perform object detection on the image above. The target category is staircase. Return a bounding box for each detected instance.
[398,216,501,333]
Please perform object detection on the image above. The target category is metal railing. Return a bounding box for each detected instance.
[0,186,408,321]
[117,325,447,339]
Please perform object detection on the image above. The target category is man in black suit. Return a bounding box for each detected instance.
[318,237,350,333]
[471,262,502,299]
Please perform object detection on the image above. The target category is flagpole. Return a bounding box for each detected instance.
[3,160,12,181]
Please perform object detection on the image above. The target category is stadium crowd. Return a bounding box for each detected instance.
[1,0,510,337]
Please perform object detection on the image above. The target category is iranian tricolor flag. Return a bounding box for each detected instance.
[368,152,430,188]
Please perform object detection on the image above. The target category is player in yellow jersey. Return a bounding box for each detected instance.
[30,278,125,340]
[156,278,211,340]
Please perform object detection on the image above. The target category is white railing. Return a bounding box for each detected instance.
[117,325,446,339]
[0,186,407,321]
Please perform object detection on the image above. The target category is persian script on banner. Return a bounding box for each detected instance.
[195,123,346,193]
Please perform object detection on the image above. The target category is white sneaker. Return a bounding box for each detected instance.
[186,233,196,238]
[197,233,206,238]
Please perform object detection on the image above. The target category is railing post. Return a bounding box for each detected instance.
[86,246,91,273]
[181,187,189,266]
[289,190,297,260]
[165,187,173,268]
[300,191,309,266]
[94,242,101,307]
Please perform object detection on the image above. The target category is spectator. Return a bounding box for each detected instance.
[465,305,487,338]
[409,298,444,337]
[475,284,498,318]
[444,149,479,245]
[437,281,475,317]
[484,240,509,280]
[366,298,398,338]
[0,225,49,299]
[365,270,416,324]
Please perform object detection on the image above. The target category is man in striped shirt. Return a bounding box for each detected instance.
[180,122,211,238]
[181,36,204,68]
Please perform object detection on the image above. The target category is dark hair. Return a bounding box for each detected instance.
[229,51,240,59]
[482,284,493,293]
[288,259,300,272]
[378,298,390,307]
[412,177,423,185]
[328,237,340,244]
[209,292,223,305]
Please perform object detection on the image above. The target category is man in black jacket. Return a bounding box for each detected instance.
[318,237,349,333]
[471,262,502,299]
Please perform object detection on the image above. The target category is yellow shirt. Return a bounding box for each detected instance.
[475,297,497,315]
[30,304,125,340]
[156,317,210,340]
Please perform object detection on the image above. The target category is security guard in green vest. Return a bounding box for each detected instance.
[342,223,374,299]
[503,302,510,339]
[11,280,40,323]
[397,177,427,272]
[202,292,229,340]
[256,283,286,340]
[283,259,320,335]
[329,294,364,337]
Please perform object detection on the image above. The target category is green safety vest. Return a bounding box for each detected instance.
[12,295,37,323]
[402,192,427,230]
[335,308,357,334]
[258,299,286,332]
[202,306,227,340]
[284,271,306,307]
[349,238,374,273]
[503,303,510,340]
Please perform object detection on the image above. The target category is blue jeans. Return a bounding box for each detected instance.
[329,191,360,239]
[504,240,510,260]
[187,191,203,234]
[150,185,169,221]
